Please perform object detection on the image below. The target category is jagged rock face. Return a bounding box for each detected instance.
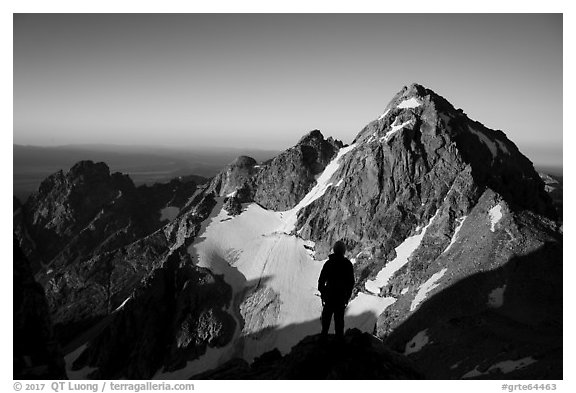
[14,237,67,379]
[23,161,136,265]
[539,172,562,225]
[41,192,218,346]
[19,160,199,272]
[14,161,213,347]
[252,130,343,210]
[70,249,235,379]
[295,83,555,259]
[205,130,343,211]
[193,329,422,379]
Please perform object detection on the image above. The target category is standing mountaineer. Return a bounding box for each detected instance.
[318,240,355,340]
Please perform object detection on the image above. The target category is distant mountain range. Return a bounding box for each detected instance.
[14,83,562,380]
[13,144,279,201]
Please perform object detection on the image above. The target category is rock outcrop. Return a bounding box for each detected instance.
[69,248,235,379]
[207,155,258,198]
[19,160,200,273]
[14,237,67,379]
[252,130,343,210]
[13,163,225,348]
[194,329,422,379]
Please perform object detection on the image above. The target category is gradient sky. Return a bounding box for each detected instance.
[13,14,562,166]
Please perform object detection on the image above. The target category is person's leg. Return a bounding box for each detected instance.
[334,303,345,339]
[321,303,334,336]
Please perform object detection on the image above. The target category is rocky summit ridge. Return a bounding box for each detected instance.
[14,83,562,380]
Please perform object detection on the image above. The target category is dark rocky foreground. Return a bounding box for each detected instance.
[14,237,67,379]
[193,328,422,379]
[69,248,236,379]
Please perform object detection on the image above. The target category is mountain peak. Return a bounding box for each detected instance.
[297,129,325,144]
[230,155,257,168]
[69,160,110,178]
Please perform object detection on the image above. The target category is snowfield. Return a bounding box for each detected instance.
[164,144,394,376]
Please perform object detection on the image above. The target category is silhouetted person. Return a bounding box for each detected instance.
[318,240,355,340]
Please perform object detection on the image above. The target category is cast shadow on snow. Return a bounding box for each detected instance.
[201,242,562,380]
[383,241,562,379]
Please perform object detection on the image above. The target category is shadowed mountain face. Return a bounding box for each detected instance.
[14,237,67,379]
[14,83,562,379]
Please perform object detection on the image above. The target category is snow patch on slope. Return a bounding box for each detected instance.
[365,210,439,295]
[410,268,448,311]
[468,126,498,159]
[489,204,503,232]
[346,293,396,332]
[488,285,506,308]
[496,139,511,155]
[397,97,421,109]
[462,357,537,378]
[404,329,430,355]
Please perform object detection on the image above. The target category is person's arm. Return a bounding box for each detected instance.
[346,261,355,301]
[318,264,327,294]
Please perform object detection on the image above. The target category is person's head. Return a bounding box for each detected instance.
[333,240,346,256]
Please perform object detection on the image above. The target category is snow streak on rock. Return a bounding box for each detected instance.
[468,125,498,159]
[280,143,356,231]
[410,268,448,311]
[378,108,390,120]
[443,216,467,254]
[365,211,439,295]
[380,118,413,143]
[113,296,132,312]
